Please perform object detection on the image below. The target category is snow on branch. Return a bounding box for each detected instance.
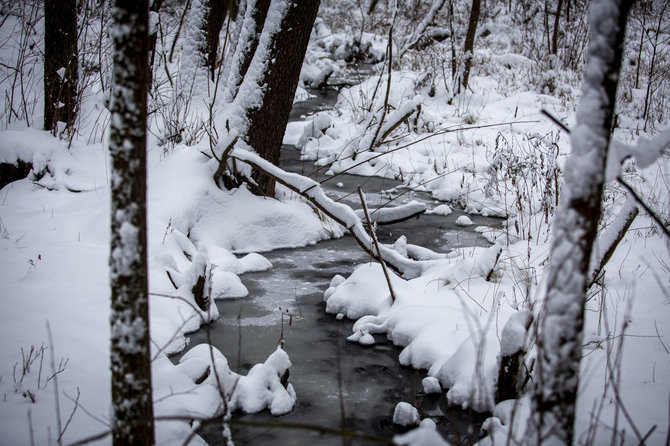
[606,127,670,182]
[399,0,446,57]
[588,194,639,287]
[354,200,426,225]
[228,147,426,278]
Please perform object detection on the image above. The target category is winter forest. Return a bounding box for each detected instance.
[0,0,669,444]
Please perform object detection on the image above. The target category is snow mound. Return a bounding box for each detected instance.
[455,215,473,226]
[394,419,452,446]
[393,402,420,426]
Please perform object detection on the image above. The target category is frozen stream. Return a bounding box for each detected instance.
[179,84,502,445]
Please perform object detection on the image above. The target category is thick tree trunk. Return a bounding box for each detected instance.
[44,0,78,134]
[240,0,320,195]
[527,0,633,444]
[108,1,154,444]
[461,0,480,91]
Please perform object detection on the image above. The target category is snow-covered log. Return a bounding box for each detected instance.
[354,200,426,225]
[229,148,425,278]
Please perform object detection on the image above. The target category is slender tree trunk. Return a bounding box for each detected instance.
[223,0,271,102]
[634,5,645,90]
[148,0,164,87]
[461,0,480,91]
[109,0,154,444]
[44,0,78,134]
[239,0,320,195]
[449,0,457,80]
[203,0,232,80]
[642,2,669,130]
[219,0,247,93]
[527,1,633,444]
[551,0,564,55]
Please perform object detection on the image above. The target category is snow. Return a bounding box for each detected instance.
[392,401,420,426]
[394,419,452,446]
[421,376,441,394]
[0,136,331,444]
[455,215,473,226]
[1,2,669,444]
[426,204,452,215]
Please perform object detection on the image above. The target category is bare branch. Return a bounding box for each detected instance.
[358,186,396,302]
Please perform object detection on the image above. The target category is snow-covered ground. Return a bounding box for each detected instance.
[1,3,669,446]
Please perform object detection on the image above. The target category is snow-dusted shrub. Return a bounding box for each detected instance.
[484,130,562,244]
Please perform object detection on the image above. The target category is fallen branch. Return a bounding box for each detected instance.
[354,200,426,225]
[375,100,420,147]
[229,148,425,278]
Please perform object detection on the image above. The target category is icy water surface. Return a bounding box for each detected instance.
[180,83,501,445]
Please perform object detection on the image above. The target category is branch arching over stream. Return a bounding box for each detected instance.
[225,147,426,279]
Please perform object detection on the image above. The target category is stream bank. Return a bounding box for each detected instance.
[180,82,503,445]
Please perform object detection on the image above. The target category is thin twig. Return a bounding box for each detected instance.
[616,176,670,240]
[27,409,35,446]
[65,429,110,446]
[542,109,669,241]
[46,321,63,446]
[58,388,80,443]
[358,187,396,302]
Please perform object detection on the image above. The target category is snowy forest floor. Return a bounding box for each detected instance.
[1,3,670,446]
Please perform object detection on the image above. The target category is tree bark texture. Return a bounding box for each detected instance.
[528,1,633,444]
[44,0,78,133]
[242,0,320,195]
[461,0,480,91]
[109,0,154,444]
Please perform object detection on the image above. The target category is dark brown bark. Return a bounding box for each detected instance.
[148,0,164,86]
[109,0,154,444]
[551,0,564,55]
[44,0,78,133]
[244,0,321,195]
[0,160,32,190]
[461,0,480,91]
[203,0,232,80]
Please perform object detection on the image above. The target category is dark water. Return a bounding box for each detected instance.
[179,85,500,445]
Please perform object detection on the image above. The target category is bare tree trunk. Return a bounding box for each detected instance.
[223,0,271,102]
[461,0,480,92]
[551,0,564,55]
[527,0,633,444]
[108,0,154,444]
[240,0,320,195]
[44,0,78,134]
[203,0,232,80]
[642,1,669,131]
[148,0,165,88]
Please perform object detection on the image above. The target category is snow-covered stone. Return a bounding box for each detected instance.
[392,402,420,426]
